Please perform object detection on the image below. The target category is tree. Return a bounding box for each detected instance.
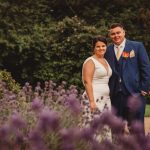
[0,0,149,87]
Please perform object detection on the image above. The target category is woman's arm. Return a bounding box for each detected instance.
[82,59,97,111]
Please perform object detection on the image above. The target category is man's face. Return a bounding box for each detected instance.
[109,27,125,45]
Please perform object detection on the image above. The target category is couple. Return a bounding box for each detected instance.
[81,23,150,141]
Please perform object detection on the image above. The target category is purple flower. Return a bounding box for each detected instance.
[91,140,102,150]
[29,130,47,150]
[53,91,60,97]
[59,128,79,150]
[37,108,60,132]
[8,92,17,100]
[60,143,74,150]
[80,127,94,141]
[15,133,24,145]
[119,134,141,150]
[57,85,64,91]
[145,135,150,149]
[92,140,116,150]
[99,111,114,125]
[25,82,30,86]
[31,97,43,112]
[108,115,124,133]
[59,89,66,95]
[0,124,10,139]
[60,127,80,142]
[130,120,145,134]
[29,130,43,143]
[92,111,112,126]
[59,128,70,138]
[22,86,28,93]
[60,128,74,142]
[100,140,115,150]
[129,121,147,149]
[61,81,67,86]
[35,84,42,92]
[90,116,103,131]
[10,113,26,129]
[68,85,78,95]
[66,94,81,114]
[127,95,141,112]
[29,130,42,142]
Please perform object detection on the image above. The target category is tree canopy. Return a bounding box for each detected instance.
[0,0,150,88]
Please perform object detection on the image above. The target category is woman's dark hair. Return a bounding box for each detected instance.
[92,35,107,49]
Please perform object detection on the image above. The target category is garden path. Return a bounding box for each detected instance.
[145,117,150,135]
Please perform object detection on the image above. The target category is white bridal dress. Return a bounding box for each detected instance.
[81,56,112,142]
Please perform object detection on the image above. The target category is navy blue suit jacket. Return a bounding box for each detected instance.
[105,40,150,98]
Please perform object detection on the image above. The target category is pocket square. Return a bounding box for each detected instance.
[130,50,135,58]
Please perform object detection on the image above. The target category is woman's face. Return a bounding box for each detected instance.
[94,41,107,57]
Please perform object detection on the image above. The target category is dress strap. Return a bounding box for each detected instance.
[83,57,97,65]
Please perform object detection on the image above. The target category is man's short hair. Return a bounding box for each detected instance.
[109,23,124,30]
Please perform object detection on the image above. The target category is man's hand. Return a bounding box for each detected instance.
[141,90,148,96]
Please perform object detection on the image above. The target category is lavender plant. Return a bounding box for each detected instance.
[0,80,150,150]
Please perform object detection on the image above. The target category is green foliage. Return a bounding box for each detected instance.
[33,16,105,88]
[145,105,150,117]
[0,0,150,88]
[0,70,20,93]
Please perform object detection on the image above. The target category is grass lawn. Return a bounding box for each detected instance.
[145,105,150,117]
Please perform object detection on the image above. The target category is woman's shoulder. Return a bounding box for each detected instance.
[83,56,94,63]
[83,56,96,67]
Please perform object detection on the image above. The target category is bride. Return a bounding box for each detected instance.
[81,35,112,142]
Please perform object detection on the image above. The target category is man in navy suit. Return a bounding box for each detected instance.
[105,23,150,128]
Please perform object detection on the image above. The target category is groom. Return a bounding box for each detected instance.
[105,23,150,127]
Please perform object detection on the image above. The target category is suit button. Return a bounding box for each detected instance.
[119,78,122,83]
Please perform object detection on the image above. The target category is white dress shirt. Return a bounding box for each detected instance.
[114,39,126,58]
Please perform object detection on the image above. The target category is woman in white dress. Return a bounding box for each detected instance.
[81,35,112,141]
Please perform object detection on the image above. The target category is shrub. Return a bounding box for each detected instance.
[0,80,150,150]
[0,70,20,99]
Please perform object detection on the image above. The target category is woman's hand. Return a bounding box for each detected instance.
[90,101,97,112]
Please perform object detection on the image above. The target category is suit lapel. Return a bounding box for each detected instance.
[109,45,118,74]
[122,40,132,70]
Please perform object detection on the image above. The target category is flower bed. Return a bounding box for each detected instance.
[0,80,150,150]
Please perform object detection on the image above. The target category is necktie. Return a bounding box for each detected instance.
[116,46,122,60]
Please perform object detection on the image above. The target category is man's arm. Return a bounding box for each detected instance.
[138,42,150,93]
